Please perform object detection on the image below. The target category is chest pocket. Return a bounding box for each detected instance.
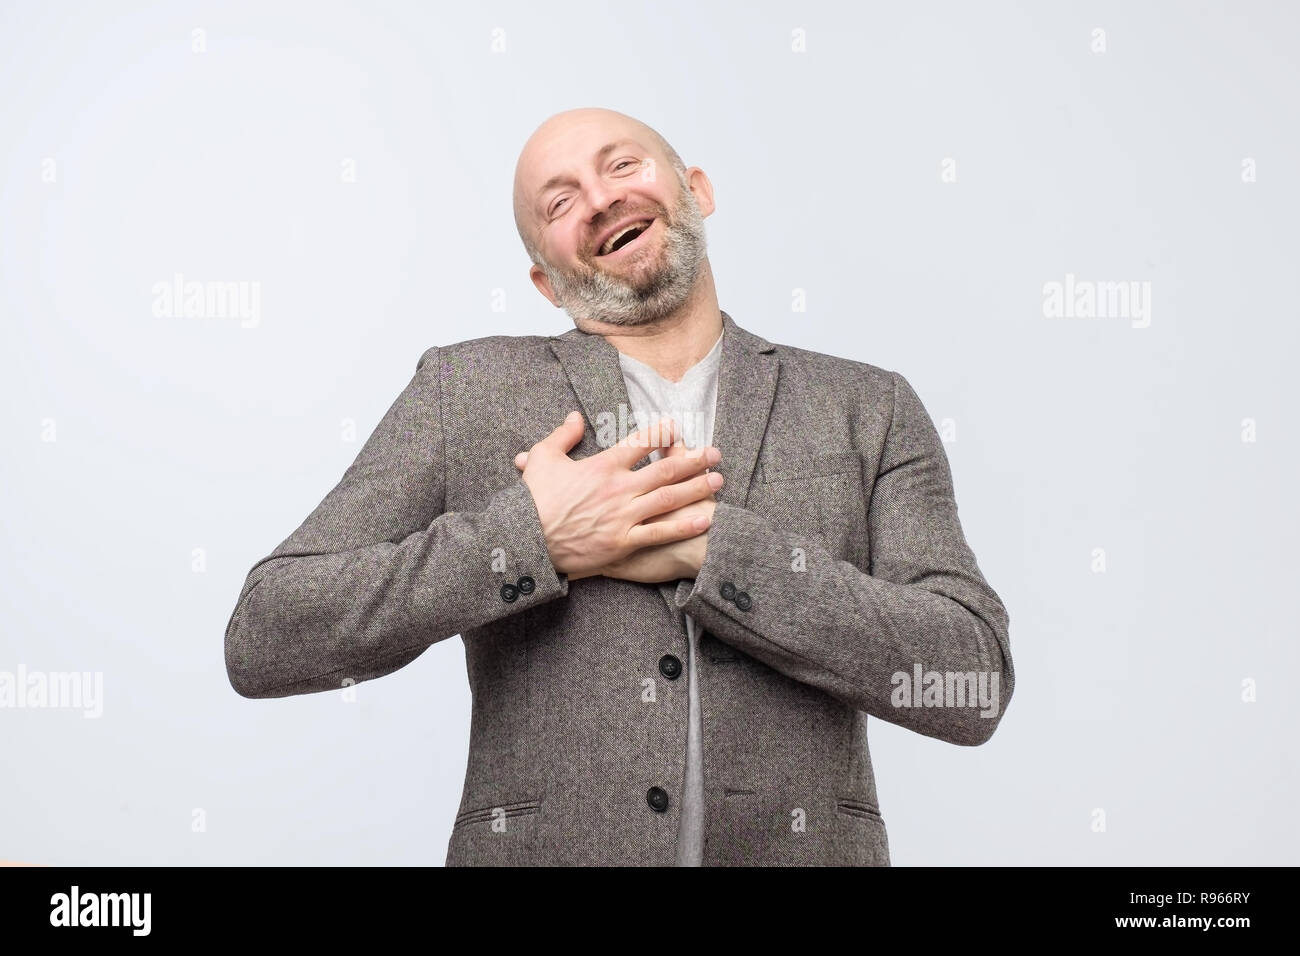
[750,451,867,565]
[758,451,861,482]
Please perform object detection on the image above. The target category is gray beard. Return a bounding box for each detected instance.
[538,172,708,328]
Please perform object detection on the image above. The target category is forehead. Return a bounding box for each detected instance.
[521,117,655,203]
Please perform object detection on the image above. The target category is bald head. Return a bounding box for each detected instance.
[510,107,713,328]
[512,108,686,263]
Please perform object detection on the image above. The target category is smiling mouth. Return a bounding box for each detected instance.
[595,218,656,257]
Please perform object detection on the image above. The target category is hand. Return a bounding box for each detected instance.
[515,434,719,584]
[596,497,716,582]
[514,412,724,580]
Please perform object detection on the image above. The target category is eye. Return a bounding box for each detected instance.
[548,160,640,217]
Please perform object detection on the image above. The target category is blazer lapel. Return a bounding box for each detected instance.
[548,309,779,618]
[546,322,634,463]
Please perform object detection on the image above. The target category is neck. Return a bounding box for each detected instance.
[573,261,723,383]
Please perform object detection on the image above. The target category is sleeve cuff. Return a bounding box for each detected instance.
[474,478,569,606]
[673,501,776,616]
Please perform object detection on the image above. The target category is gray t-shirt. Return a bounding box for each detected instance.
[618,330,723,867]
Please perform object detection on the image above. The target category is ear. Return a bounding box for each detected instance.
[684,167,716,218]
[530,264,561,307]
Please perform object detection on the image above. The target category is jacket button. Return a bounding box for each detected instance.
[719,581,736,601]
[500,582,519,603]
[516,575,535,595]
[734,591,752,611]
[659,654,682,680]
[646,787,670,813]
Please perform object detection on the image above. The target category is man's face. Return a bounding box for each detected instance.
[523,127,709,327]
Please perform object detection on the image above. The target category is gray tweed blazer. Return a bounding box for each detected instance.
[223,309,1014,866]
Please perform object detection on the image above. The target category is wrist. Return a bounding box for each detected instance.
[680,532,708,578]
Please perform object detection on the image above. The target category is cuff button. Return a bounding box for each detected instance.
[500,582,519,603]
[517,575,536,595]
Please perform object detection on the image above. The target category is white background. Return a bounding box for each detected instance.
[1,0,1296,864]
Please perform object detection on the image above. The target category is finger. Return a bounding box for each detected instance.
[627,445,720,495]
[626,511,712,550]
[628,471,723,524]
[531,411,586,459]
[644,493,716,525]
[604,416,679,469]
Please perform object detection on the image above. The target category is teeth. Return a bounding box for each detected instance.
[599,220,651,255]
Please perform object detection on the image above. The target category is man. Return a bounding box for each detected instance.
[224,107,1014,866]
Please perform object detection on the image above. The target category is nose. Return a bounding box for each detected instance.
[583,174,628,219]
[586,191,628,240]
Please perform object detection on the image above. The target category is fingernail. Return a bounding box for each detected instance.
[707,472,724,489]
[693,515,711,530]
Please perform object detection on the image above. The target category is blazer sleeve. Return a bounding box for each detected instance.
[223,345,568,699]
[674,370,1013,745]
